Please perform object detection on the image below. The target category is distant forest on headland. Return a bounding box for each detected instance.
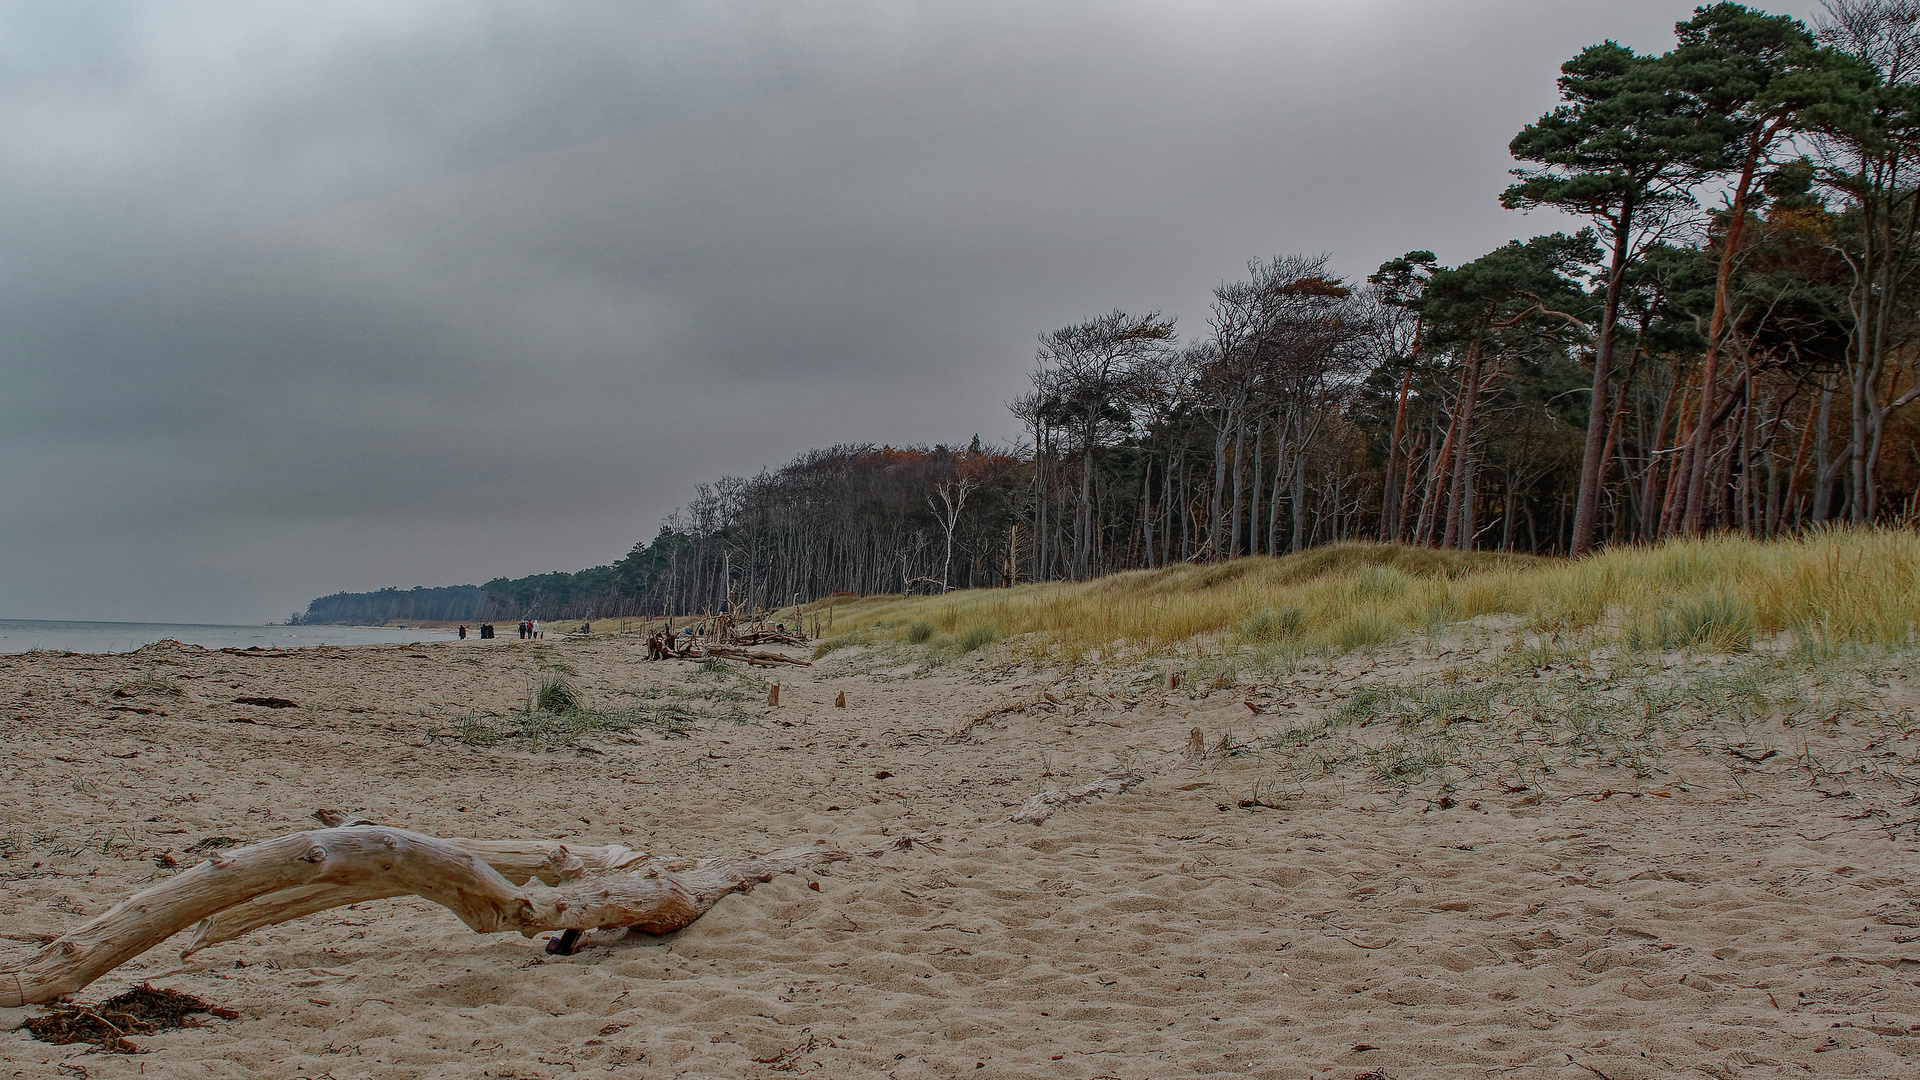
[299,3,1920,625]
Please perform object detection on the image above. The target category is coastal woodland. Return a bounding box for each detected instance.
[301,1,1920,624]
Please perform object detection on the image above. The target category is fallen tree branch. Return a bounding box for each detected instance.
[1006,773,1145,825]
[1,826,844,1007]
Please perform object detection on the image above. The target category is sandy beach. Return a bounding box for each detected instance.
[4,628,1920,1078]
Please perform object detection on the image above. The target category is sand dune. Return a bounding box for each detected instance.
[3,631,1920,1077]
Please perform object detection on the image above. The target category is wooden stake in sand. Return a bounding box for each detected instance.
[767,684,780,707]
[0,824,845,1007]
[1181,727,1207,763]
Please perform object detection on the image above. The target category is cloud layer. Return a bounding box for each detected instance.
[0,0,1816,622]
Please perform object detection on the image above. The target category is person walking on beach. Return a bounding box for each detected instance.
[532,619,541,639]
[458,625,467,640]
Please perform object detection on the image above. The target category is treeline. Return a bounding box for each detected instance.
[301,2,1920,624]
[296,584,488,624]
[608,443,1028,614]
[296,443,1027,623]
[295,574,629,624]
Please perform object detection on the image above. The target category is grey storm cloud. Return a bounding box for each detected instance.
[0,0,1821,622]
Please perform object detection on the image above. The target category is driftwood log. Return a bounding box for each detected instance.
[730,628,809,647]
[0,820,845,1007]
[701,645,811,668]
[1007,772,1145,825]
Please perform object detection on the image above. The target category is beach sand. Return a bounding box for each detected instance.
[3,630,1920,1077]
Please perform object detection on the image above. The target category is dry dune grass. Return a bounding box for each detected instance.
[803,527,1920,659]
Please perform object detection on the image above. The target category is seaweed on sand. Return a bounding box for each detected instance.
[25,983,238,1053]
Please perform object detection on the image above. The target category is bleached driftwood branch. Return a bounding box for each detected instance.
[1006,772,1145,825]
[0,825,844,1007]
[180,812,652,955]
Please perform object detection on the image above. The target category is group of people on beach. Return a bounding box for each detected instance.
[454,621,535,640]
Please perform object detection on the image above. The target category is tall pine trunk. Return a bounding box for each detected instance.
[1682,133,1766,534]
[1569,197,1633,557]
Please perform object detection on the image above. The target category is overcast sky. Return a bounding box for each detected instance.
[0,0,1823,623]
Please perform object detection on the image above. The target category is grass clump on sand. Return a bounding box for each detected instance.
[534,674,580,712]
[107,671,188,699]
[802,528,1920,661]
[434,660,769,750]
[1652,592,1757,651]
[957,623,999,652]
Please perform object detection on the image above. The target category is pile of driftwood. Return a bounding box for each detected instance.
[641,610,811,668]
[0,810,845,1007]
[645,634,811,668]
[642,631,808,667]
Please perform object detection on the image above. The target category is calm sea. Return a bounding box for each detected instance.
[0,619,457,655]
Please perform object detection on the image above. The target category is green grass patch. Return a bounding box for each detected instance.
[534,674,580,712]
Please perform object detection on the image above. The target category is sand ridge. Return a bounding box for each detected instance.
[1,632,1919,1077]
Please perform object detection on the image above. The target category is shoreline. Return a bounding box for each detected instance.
[0,619,457,657]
